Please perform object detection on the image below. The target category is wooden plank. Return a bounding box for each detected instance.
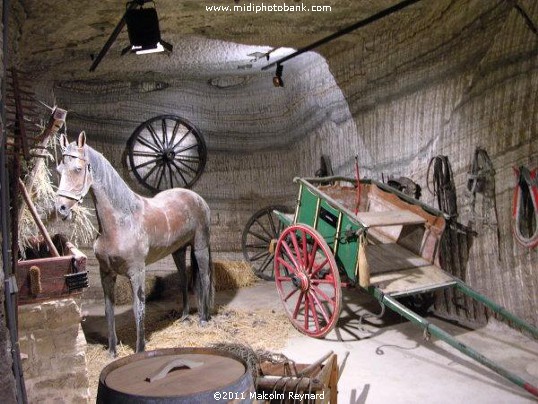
[356,209,426,227]
[371,265,456,296]
[365,243,431,274]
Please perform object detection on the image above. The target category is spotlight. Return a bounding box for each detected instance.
[122,1,172,55]
[273,64,284,87]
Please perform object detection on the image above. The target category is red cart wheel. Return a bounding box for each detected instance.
[274,224,341,338]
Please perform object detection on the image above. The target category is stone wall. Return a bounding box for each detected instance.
[18,299,90,403]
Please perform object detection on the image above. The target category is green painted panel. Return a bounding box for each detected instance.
[296,186,318,227]
[316,199,339,249]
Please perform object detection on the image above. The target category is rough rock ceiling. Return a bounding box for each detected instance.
[13,0,423,80]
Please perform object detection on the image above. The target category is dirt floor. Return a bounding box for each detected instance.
[82,281,538,403]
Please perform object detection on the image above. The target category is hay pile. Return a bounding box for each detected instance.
[85,306,297,400]
[214,260,258,291]
[112,260,257,305]
[18,145,96,257]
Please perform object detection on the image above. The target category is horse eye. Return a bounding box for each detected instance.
[74,166,83,173]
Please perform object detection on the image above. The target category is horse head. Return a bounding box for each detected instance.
[55,131,93,220]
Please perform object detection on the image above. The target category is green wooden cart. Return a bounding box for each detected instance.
[272,176,538,398]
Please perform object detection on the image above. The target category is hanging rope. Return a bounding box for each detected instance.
[426,155,458,219]
[512,166,538,249]
[354,155,361,215]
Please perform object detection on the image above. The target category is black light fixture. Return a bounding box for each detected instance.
[122,1,172,55]
[273,64,284,87]
[89,0,172,71]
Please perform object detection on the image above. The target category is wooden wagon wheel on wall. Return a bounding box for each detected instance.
[127,115,207,192]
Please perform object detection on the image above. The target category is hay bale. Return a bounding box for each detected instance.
[113,260,256,304]
[213,260,257,291]
[114,276,160,305]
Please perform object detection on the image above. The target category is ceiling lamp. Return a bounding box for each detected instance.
[273,64,284,87]
[89,0,172,72]
[122,3,172,55]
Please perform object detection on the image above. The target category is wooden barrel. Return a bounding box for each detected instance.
[97,347,255,403]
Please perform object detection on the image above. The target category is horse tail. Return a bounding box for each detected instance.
[191,246,214,316]
[208,246,214,309]
[190,247,199,294]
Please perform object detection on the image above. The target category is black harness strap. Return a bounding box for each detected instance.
[427,155,458,219]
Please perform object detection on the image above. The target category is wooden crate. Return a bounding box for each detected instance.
[256,353,338,403]
[16,241,88,304]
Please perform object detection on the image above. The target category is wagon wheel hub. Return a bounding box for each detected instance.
[163,150,176,162]
[291,271,310,292]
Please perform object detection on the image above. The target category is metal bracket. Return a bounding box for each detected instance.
[6,275,19,295]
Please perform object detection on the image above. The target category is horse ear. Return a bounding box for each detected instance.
[59,133,69,149]
[78,131,86,148]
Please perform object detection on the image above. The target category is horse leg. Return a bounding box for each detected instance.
[100,270,118,357]
[128,267,146,353]
[172,247,189,320]
[193,246,213,324]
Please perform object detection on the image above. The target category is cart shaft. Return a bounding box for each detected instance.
[371,288,538,398]
[455,280,538,339]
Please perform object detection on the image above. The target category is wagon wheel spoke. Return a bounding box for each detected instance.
[167,162,174,189]
[171,129,192,150]
[133,157,162,171]
[146,122,165,150]
[170,161,191,188]
[310,284,336,309]
[174,156,200,173]
[292,291,305,320]
[289,230,304,267]
[281,240,300,269]
[174,143,199,155]
[253,218,275,240]
[161,119,168,148]
[283,287,299,302]
[244,243,268,249]
[257,253,273,276]
[310,258,329,278]
[247,229,271,244]
[276,256,296,275]
[127,115,207,193]
[131,150,161,158]
[307,292,322,332]
[135,135,162,154]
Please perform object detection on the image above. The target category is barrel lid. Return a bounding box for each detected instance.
[101,349,246,397]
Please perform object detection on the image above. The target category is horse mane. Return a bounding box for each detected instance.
[84,144,141,215]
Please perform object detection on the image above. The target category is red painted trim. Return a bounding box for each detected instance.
[512,166,538,249]
[523,382,538,398]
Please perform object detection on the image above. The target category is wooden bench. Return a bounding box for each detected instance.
[356,209,426,228]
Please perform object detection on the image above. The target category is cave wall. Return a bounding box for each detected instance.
[7,0,536,327]
[321,0,538,326]
[50,51,356,255]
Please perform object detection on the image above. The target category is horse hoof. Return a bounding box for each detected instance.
[179,314,190,322]
[108,350,117,359]
[199,320,209,327]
